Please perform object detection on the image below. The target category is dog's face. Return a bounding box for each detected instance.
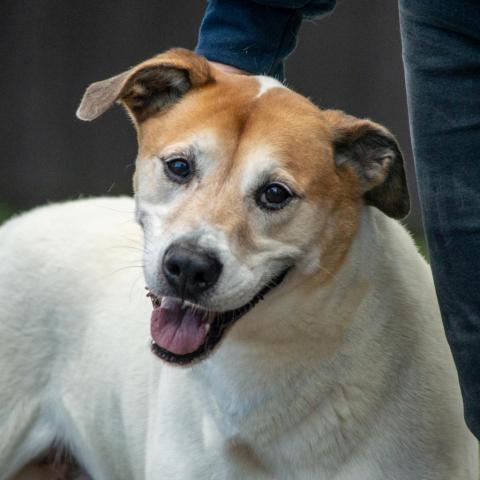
[78,49,409,365]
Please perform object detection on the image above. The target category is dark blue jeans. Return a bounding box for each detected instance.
[399,0,480,438]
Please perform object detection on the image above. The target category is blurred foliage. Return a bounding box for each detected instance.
[413,231,429,261]
[0,202,18,225]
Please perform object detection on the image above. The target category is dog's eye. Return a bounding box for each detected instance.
[164,157,193,183]
[257,183,294,211]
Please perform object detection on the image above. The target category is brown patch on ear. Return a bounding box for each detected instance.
[324,109,410,219]
[76,48,213,123]
[120,65,191,122]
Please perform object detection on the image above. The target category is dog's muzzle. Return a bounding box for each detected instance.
[148,266,292,366]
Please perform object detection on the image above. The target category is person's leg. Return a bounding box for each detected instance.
[399,0,480,438]
[195,0,335,79]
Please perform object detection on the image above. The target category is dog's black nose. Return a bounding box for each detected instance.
[162,244,223,298]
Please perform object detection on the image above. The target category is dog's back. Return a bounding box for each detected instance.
[0,197,152,479]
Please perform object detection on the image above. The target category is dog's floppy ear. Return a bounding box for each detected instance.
[324,110,410,219]
[76,48,213,123]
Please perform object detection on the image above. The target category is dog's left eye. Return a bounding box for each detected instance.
[164,157,193,183]
[257,183,294,211]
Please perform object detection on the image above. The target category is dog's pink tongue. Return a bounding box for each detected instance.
[151,297,208,355]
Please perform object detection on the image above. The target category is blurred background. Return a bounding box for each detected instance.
[0,0,426,250]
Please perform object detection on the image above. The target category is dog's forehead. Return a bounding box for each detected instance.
[137,75,333,184]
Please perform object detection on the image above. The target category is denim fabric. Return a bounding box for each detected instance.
[399,0,480,438]
[195,0,335,78]
[251,0,336,18]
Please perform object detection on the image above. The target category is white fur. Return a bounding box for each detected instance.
[255,76,285,98]
[0,197,477,479]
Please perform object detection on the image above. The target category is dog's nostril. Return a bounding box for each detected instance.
[194,271,207,286]
[168,262,181,276]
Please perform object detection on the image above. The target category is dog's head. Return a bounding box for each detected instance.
[78,49,409,365]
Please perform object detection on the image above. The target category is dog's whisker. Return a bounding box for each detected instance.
[98,265,145,282]
[129,273,148,306]
[111,244,152,255]
[91,205,136,214]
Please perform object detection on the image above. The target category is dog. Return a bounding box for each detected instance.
[0,49,477,479]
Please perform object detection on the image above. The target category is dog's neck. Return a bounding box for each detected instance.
[191,208,390,451]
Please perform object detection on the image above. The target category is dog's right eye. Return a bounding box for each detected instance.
[256,182,294,211]
[164,157,194,184]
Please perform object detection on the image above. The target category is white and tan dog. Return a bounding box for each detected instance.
[0,49,477,479]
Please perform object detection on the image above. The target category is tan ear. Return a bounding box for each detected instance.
[324,110,410,219]
[76,48,213,122]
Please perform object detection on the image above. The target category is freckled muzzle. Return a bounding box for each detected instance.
[148,266,292,366]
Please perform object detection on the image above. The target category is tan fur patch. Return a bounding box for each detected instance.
[135,71,362,283]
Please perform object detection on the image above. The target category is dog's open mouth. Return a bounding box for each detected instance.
[148,268,291,365]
